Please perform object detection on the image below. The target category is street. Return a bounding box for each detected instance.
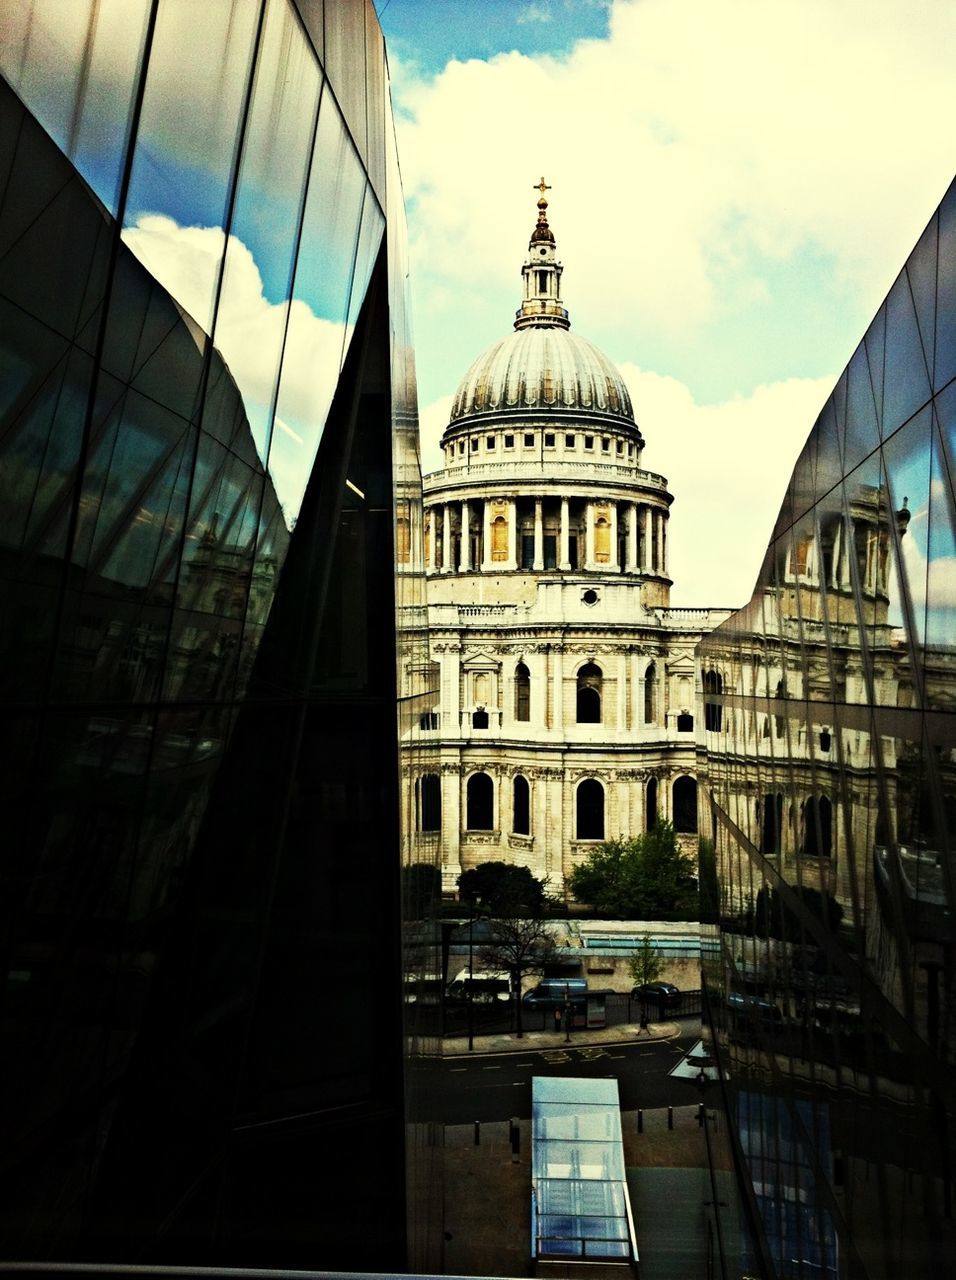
[411,1021,705,1122]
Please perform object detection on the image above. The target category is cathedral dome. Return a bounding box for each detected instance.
[449,327,634,424]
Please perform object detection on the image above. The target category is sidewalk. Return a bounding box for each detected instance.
[443,1018,683,1056]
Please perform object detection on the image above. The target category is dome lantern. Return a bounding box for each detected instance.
[516,177,570,331]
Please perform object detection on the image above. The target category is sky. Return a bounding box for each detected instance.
[377,0,955,608]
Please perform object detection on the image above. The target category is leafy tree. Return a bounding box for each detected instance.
[458,861,548,916]
[402,862,442,918]
[477,913,557,1039]
[567,820,698,919]
[627,935,664,988]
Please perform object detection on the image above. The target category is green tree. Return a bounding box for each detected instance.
[477,913,557,1039]
[567,820,698,919]
[627,935,664,988]
[458,861,548,917]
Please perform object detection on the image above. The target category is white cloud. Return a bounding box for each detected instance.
[123,215,346,522]
[397,0,954,344]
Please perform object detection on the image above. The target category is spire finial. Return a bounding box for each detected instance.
[515,179,568,330]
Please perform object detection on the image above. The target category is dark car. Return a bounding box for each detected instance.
[631,982,681,1010]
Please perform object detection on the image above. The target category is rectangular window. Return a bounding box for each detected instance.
[616,440,623,454]
[524,433,534,447]
[565,434,575,448]
[584,436,594,450]
[458,441,465,454]
[504,434,515,448]
[544,433,555,447]
[602,437,610,452]
[544,535,557,569]
[486,435,496,449]
[470,437,478,451]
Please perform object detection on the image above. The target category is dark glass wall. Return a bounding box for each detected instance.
[0,0,436,1268]
[699,179,956,1278]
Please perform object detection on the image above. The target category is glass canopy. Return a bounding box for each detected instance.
[531,1075,638,1265]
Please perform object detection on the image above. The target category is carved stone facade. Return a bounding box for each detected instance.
[404,188,730,894]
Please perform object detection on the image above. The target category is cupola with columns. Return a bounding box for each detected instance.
[422,181,673,606]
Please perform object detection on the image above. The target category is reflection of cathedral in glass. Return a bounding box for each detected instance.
[0,0,436,1270]
[700,179,956,1278]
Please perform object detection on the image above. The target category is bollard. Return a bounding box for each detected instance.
[474,1120,480,1146]
[698,1103,705,1128]
[637,1109,643,1133]
[667,1105,673,1130]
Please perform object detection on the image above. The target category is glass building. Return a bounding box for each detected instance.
[699,178,956,1277]
[0,0,439,1269]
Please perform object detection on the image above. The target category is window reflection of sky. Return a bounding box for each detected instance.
[2,0,388,528]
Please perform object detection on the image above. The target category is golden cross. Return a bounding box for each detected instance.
[535,176,551,199]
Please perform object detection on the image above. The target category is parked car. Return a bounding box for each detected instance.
[631,982,681,1009]
[522,977,588,1010]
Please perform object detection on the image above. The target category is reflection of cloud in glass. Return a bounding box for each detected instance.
[123,215,345,522]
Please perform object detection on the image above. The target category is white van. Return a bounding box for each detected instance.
[446,971,511,1004]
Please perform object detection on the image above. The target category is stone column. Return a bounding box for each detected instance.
[533,498,544,570]
[551,646,564,730]
[443,504,453,573]
[533,651,547,730]
[608,501,618,570]
[585,502,595,570]
[627,502,638,572]
[643,506,653,572]
[630,649,641,729]
[617,650,628,731]
[441,765,461,872]
[481,500,492,570]
[459,500,471,571]
[426,507,436,571]
[657,511,665,577]
[507,499,518,570]
[559,496,571,570]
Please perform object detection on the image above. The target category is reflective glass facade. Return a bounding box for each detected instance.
[700,179,956,1278]
[0,0,437,1268]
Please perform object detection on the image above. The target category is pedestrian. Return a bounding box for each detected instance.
[639,1005,649,1036]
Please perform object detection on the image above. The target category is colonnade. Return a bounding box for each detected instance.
[425,495,668,575]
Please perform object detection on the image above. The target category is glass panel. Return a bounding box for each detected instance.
[214,0,321,468]
[0,0,151,212]
[364,2,387,201]
[935,180,956,392]
[122,0,262,333]
[345,188,386,353]
[844,339,880,474]
[882,270,933,437]
[882,407,934,667]
[323,0,368,160]
[269,92,367,523]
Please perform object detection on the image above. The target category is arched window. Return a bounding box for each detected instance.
[703,669,723,732]
[472,709,489,729]
[466,772,494,830]
[673,776,698,833]
[418,774,441,832]
[644,663,657,724]
[760,793,783,854]
[646,777,658,830]
[514,662,530,722]
[803,795,833,858]
[513,775,530,835]
[677,712,694,732]
[576,663,602,723]
[576,778,605,839]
